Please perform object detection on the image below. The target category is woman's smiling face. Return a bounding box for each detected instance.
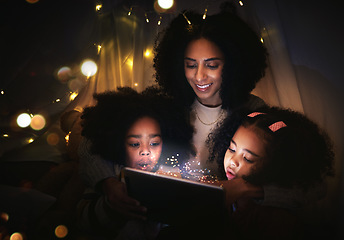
[184,38,224,107]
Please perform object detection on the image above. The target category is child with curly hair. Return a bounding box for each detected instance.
[77,86,195,239]
[208,106,334,239]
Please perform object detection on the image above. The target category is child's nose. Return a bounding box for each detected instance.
[140,145,150,156]
[230,157,239,168]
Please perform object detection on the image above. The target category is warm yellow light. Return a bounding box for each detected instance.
[157,16,162,25]
[30,114,46,131]
[183,13,191,25]
[127,59,133,68]
[144,49,151,57]
[55,99,61,103]
[10,232,23,240]
[97,44,102,54]
[65,132,71,145]
[96,4,102,11]
[0,212,9,222]
[128,7,132,15]
[26,0,39,3]
[1,90,4,95]
[134,83,138,87]
[47,132,60,146]
[145,13,149,23]
[260,37,264,43]
[239,1,244,6]
[57,66,72,82]
[157,0,174,9]
[70,92,78,101]
[27,138,34,144]
[55,225,68,238]
[17,113,31,128]
[81,59,98,77]
[3,134,9,137]
[203,8,208,19]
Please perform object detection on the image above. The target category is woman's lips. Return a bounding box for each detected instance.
[226,168,236,180]
[195,83,212,92]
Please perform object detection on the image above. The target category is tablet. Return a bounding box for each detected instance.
[122,167,225,225]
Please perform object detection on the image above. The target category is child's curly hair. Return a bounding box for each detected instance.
[81,86,195,167]
[153,5,268,110]
[208,106,335,190]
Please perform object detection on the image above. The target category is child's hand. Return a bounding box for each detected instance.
[102,177,147,221]
[217,178,263,209]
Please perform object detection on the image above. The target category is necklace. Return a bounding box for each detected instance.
[194,108,225,126]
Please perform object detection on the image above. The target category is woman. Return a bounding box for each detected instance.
[153,7,268,177]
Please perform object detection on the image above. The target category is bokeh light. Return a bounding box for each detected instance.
[144,49,151,57]
[81,59,98,77]
[47,132,60,146]
[1,212,9,222]
[68,78,85,92]
[26,0,39,3]
[10,232,23,240]
[30,114,46,130]
[57,66,72,83]
[157,0,174,9]
[55,225,68,238]
[17,113,31,128]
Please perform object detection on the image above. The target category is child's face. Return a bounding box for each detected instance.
[125,116,163,172]
[223,126,267,180]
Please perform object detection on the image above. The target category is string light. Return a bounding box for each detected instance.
[202,8,208,19]
[260,37,264,43]
[182,13,191,25]
[69,92,78,101]
[157,16,162,26]
[97,44,102,54]
[1,90,4,95]
[145,13,149,23]
[95,4,102,12]
[239,1,244,6]
[128,7,133,16]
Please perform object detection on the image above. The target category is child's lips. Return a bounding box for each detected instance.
[226,168,236,180]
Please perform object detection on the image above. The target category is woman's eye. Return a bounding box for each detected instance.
[206,64,219,69]
[186,64,196,69]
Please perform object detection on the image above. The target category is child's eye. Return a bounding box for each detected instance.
[228,147,235,153]
[244,157,254,164]
[150,142,161,147]
[129,143,140,148]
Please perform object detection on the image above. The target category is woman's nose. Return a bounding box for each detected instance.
[195,65,206,81]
